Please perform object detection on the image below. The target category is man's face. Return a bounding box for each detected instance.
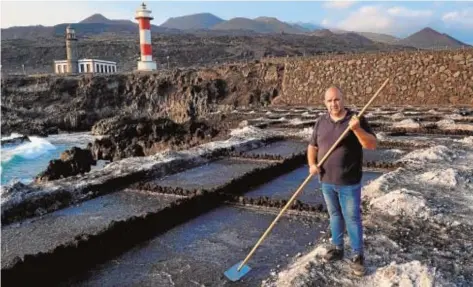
[324,89,344,116]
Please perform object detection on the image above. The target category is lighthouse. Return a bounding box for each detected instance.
[66,25,78,73]
[135,2,157,71]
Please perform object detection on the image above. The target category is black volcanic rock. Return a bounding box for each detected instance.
[89,116,219,161]
[35,147,96,183]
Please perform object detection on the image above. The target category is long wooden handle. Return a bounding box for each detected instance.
[237,78,390,271]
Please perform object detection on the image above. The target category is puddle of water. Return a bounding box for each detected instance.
[1,190,179,269]
[244,166,382,205]
[63,205,327,287]
[243,141,307,159]
[149,158,271,191]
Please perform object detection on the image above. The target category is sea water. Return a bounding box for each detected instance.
[1,132,98,185]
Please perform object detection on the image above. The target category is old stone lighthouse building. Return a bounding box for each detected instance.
[54,25,117,74]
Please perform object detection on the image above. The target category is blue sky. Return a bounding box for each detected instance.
[2,1,473,43]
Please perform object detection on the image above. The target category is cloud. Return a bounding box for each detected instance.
[321,19,330,27]
[387,6,433,18]
[323,1,357,9]
[442,9,473,28]
[335,5,434,36]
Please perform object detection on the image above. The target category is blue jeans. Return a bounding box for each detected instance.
[321,183,363,256]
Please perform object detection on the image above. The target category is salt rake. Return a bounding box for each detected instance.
[224,78,390,282]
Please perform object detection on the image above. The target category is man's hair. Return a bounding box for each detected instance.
[324,85,343,100]
[327,85,343,94]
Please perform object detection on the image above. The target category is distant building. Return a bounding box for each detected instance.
[54,59,117,74]
[53,25,117,74]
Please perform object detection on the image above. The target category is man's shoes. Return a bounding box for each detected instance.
[322,246,344,262]
[349,254,366,276]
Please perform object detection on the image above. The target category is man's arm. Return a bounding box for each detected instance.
[307,144,318,166]
[349,116,377,150]
[307,144,321,175]
[308,120,321,175]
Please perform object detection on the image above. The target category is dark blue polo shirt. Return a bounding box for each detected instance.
[309,109,375,185]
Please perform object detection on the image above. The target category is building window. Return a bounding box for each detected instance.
[58,65,62,73]
[63,65,67,73]
[101,65,104,73]
[96,64,99,73]
[86,64,90,73]
[80,64,85,73]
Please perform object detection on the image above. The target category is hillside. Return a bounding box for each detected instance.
[290,22,322,31]
[398,27,469,49]
[253,17,306,34]
[0,32,413,74]
[211,17,306,34]
[0,14,181,40]
[310,29,334,37]
[355,31,400,44]
[210,17,275,33]
[160,13,224,30]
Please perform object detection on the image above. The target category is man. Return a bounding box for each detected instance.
[307,86,377,276]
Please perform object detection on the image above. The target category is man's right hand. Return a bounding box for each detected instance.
[309,164,320,175]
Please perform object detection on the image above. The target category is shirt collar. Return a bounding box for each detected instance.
[325,108,353,123]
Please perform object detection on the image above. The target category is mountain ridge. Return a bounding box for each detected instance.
[1,13,470,50]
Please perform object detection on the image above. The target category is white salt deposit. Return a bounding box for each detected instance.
[436,119,473,131]
[301,112,316,118]
[363,261,437,287]
[291,127,313,140]
[387,149,406,154]
[428,109,441,115]
[362,168,406,200]
[399,145,454,164]
[391,112,405,120]
[229,126,265,138]
[370,188,430,219]
[436,119,455,127]
[416,168,458,187]
[444,113,464,120]
[375,132,388,140]
[289,118,303,125]
[267,245,329,287]
[238,120,249,128]
[393,119,421,129]
[455,136,473,145]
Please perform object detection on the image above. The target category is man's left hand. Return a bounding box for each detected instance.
[349,115,361,131]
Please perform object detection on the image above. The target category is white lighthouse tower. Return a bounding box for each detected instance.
[135,2,157,71]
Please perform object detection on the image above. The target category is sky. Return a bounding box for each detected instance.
[1,1,473,44]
